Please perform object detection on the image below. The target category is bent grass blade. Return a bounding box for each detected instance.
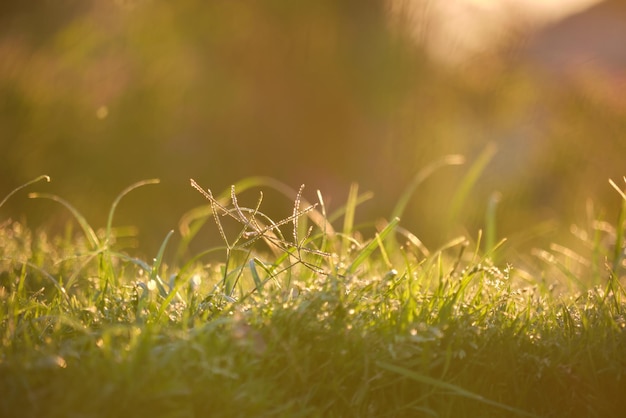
[0,175,50,210]
[106,178,160,245]
[28,193,100,250]
[377,361,540,418]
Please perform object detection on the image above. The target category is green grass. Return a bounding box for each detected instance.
[1,175,626,418]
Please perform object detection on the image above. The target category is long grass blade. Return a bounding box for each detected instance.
[342,183,359,256]
[346,217,399,274]
[150,229,175,299]
[485,191,502,257]
[448,143,496,224]
[316,190,330,253]
[0,175,50,209]
[391,155,465,221]
[609,178,626,277]
[28,193,100,250]
[249,258,265,295]
[106,178,160,244]
[377,361,540,417]
[4,258,72,306]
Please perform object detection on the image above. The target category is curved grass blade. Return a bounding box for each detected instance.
[391,155,465,222]
[106,178,160,244]
[28,193,100,250]
[377,361,540,418]
[0,175,50,210]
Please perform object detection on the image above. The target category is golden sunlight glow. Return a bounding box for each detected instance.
[390,0,604,65]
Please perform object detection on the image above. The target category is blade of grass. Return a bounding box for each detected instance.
[448,142,497,225]
[327,191,374,224]
[0,175,50,209]
[342,183,360,257]
[106,179,160,245]
[249,258,264,295]
[375,231,393,270]
[316,190,330,254]
[4,259,72,306]
[346,217,399,274]
[150,229,175,299]
[609,178,626,277]
[377,361,540,417]
[391,155,465,222]
[28,193,100,250]
[485,191,502,258]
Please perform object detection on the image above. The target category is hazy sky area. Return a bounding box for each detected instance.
[392,0,604,64]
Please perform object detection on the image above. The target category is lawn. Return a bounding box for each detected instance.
[1,175,625,418]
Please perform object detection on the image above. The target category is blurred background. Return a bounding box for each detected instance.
[1,0,625,257]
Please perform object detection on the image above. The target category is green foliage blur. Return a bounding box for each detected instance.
[1,0,625,254]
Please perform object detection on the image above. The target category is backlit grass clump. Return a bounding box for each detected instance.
[1,174,625,417]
